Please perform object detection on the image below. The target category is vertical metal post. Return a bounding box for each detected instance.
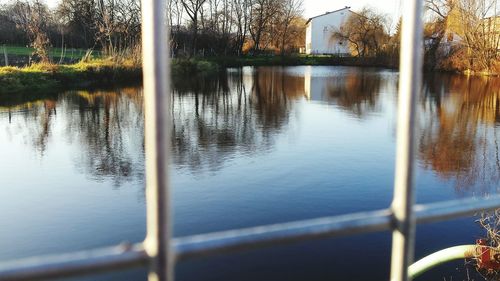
[390,0,423,280]
[141,0,172,280]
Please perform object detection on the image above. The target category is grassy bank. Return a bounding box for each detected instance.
[171,58,220,74]
[169,55,397,76]
[202,55,398,69]
[0,58,220,94]
[0,59,141,94]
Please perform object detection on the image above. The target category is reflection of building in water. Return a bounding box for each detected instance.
[419,75,500,194]
[303,66,332,101]
[303,66,383,117]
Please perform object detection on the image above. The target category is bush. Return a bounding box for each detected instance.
[171,58,219,75]
[436,47,469,73]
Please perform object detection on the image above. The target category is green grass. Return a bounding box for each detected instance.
[1,45,101,60]
[0,58,141,94]
[202,55,345,67]
[200,54,398,69]
[171,58,219,75]
[0,57,221,94]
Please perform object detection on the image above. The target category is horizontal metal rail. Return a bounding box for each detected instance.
[174,195,500,260]
[173,209,392,260]
[414,197,500,224]
[1,195,500,281]
[0,244,148,281]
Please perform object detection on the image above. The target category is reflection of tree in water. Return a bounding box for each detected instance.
[170,68,304,173]
[3,69,498,192]
[1,99,58,155]
[1,68,306,182]
[2,88,146,186]
[419,75,500,194]
[324,70,382,118]
[65,88,145,186]
[251,67,305,131]
[35,100,57,153]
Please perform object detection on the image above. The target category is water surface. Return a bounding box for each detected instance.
[0,66,499,280]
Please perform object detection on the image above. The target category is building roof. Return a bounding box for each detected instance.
[306,6,351,24]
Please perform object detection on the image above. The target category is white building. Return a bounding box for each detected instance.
[305,6,353,55]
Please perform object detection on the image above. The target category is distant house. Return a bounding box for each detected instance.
[479,16,500,50]
[428,9,500,55]
[305,6,353,55]
[438,7,466,53]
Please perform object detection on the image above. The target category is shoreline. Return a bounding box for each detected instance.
[201,55,399,70]
[1,56,498,94]
[0,59,142,94]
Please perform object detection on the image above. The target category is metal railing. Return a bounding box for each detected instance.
[0,0,499,280]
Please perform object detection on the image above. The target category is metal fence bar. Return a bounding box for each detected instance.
[1,195,500,281]
[173,209,393,260]
[390,0,423,279]
[414,196,500,224]
[173,195,500,261]
[141,0,172,279]
[0,244,147,281]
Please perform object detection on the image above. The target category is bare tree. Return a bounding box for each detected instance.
[9,0,52,62]
[275,0,303,54]
[115,0,141,51]
[0,3,29,46]
[232,0,251,54]
[426,0,499,72]
[181,0,207,55]
[425,0,455,19]
[57,0,98,48]
[167,0,185,55]
[248,0,280,53]
[332,7,389,57]
[94,0,117,54]
[457,0,499,71]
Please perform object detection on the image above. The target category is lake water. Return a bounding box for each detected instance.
[0,66,499,280]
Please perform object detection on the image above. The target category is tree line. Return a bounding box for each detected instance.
[0,0,141,61]
[0,0,305,62]
[167,0,305,56]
